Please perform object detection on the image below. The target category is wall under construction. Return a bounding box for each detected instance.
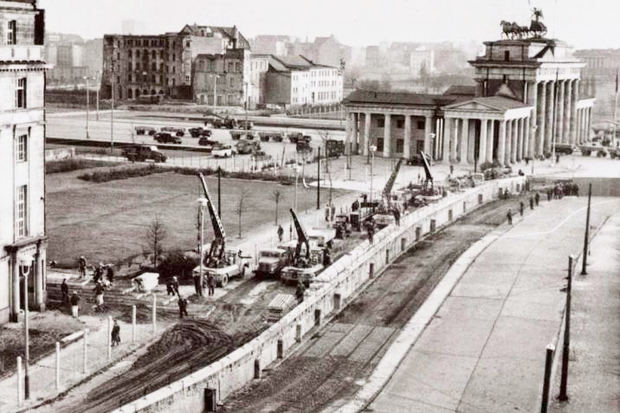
[113,175,526,413]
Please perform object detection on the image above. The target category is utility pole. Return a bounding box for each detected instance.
[581,183,592,275]
[85,77,90,139]
[217,167,221,216]
[559,255,574,401]
[23,269,30,400]
[110,59,115,153]
[96,71,100,121]
[316,146,321,210]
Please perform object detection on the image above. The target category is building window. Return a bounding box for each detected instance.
[396,119,404,128]
[16,78,27,108]
[503,74,508,83]
[7,20,17,45]
[377,118,385,128]
[417,120,425,129]
[17,134,27,162]
[504,51,510,61]
[16,185,28,238]
[396,139,404,153]
[235,62,241,72]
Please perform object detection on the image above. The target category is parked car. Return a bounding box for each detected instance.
[288,132,304,143]
[212,144,235,158]
[325,139,344,158]
[296,141,313,155]
[160,126,185,137]
[238,120,254,130]
[198,137,217,147]
[554,143,576,155]
[123,145,167,163]
[231,131,243,140]
[205,116,237,129]
[236,140,261,155]
[135,126,157,135]
[154,132,182,144]
[189,127,212,138]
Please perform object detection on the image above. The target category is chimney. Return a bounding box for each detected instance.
[232,25,239,49]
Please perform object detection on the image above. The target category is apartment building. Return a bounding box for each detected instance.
[0,0,49,324]
[100,24,249,101]
[264,55,343,107]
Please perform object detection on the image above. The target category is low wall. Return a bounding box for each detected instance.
[45,147,75,161]
[113,176,526,413]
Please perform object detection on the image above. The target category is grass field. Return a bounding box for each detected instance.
[46,170,349,267]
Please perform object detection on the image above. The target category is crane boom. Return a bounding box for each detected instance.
[290,209,310,260]
[382,159,403,202]
[198,172,226,261]
[420,151,433,187]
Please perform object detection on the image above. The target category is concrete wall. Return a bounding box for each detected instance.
[112,176,526,413]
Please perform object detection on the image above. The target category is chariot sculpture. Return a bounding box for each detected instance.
[501,8,547,40]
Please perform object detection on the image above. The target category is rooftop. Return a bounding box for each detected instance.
[343,89,457,107]
[268,55,336,72]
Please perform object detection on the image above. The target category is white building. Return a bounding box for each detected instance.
[264,55,343,107]
[0,0,49,324]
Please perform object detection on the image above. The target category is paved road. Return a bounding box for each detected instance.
[367,196,620,413]
[550,213,620,413]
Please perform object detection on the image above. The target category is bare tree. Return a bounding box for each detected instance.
[271,189,284,225]
[318,131,334,204]
[234,188,250,239]
[145,216,167,265]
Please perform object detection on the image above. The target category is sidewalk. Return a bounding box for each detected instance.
[551,214,620,413]
[366,196,620,412]
[0,315,166,413]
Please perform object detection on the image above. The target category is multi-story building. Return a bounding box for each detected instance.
[250,35,291,56]
[193,48,253,107]
[0,0,49,324]
[410,47,435,77]
[100,24,249,101]
[344,18,595,164]
[264,55,343,107]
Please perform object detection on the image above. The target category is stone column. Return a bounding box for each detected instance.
[511,119,518,164]
[544,81,555,154]
[424,115,433,156]
[505,119,512,164]
[403,114,412,159]
[581,108,587,143]
[443,118,452,162]
[460,118,469,164]
[536,81,546,157]
[563,80,572,144]
[486,119,495,163]
[383,113,391,157]
[352,113,360,153]
[467,119,476,163]
[363,112,371,156]
[497,120,506,166]
[587,107,592,141]
[479,118,488,163]
[556,80,565,144]
[524,115,531,159]
[345,111,352,148]
[450,118,459,162]
[570,79,579,144]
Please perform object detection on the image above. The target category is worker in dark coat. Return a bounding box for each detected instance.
[295,280,305,303]
[178,296,189,318]
[506,209,513,225]
[207,274,216,296]
[106,265,115,284]
[61,279,69,305]
[529,197,534,210]
[535,192,540,206]
[111,320,121,347]
[519,201,524,217]
[78,256,87,279]
[277,225,284,242]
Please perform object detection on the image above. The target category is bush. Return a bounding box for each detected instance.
[78,164,166,183]
[46,158,112,174]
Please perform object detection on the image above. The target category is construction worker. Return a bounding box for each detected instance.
[325,204,330,222]
[535,192,540,206]
[207,274,215,296]
[178,296,189,318]
[529,197,534,210]
[295,280,305,303]
[61,279,69,306]
[70,291,80,318]
[277,225,284,242]
[78,256,87,279]
[106,265,115,285]
[193,273,202,297]
[93,281,105,307]
[330,204,336,221]
[111,320,121,347]
[506,209,513,225]
[519,201,524,217]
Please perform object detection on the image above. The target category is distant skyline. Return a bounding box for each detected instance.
[39,0,620,49]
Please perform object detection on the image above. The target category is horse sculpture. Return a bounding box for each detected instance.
[500,8,547,39]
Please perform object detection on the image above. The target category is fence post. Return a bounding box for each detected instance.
[82,329,88,374]
[107,316,112,361]
[55,342,60,390]
[132,305,136,343]
[17,356,23,407]
[581,183,592,275]
[559,255,574,401]
[152,293,157,334]
[541,343,555,413]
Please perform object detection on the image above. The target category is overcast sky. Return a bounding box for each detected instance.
[38,0,619,49]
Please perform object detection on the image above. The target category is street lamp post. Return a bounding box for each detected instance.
[96,71,100,121]
[84,76,90,140]
[19,257,33,399]
[197,199,207,294]
[294,165,299,211]
[369,145,377,203]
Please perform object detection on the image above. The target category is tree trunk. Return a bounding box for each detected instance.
[275,200,279,225]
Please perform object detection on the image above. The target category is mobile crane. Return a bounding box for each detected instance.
[192,172,252,287]
[280,209,325,285]
[374,159,403,228]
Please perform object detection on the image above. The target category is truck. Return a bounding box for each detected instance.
[135,126,157,135]
[204,115,237,129]
[579,143,608,157]
[189,127,212,138]
[192,173,252,287]
[160,126,186,137]
[280,209,325,285]
[255,248,291,279]
[235,140,261,155]
[154,132,182,144]
[123,145,167,163]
